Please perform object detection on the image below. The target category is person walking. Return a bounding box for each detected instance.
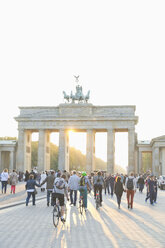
[25,170,30,182]
[137,175,145,193]
[104,173,110,195]
[93,171,104,206]
[1,168,9,194]
[40,170,55,206]
[125,172,136,209]
[25,174,41,206]
[114,176,125,209]
[68,170,80,206]
[10,170,18,194]
[109,175,115,197]
[147,175,155,205]
[153,176,158,203]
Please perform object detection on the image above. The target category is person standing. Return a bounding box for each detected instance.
[10,170,18,194]
[1,168,9,194]
[25,174,41,206]
[153,176,158,203]
[40,171,55,206]
[114,176,124,209]
[68,170,80,206]
[125,172,136,209]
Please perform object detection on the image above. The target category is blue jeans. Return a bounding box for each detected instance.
[1,181,8,193]
[47,190,53,205]
[70,190,77,205]
[26,192,35,205]
[79,187,87,208]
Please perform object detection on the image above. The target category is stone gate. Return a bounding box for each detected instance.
[15,103,138,173]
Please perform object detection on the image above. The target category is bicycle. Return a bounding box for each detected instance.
[79,194,84,215]
[53,199,67,228]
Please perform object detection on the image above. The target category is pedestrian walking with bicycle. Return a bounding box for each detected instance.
[114,176,125,209]
[78,172,91,212]
[52,173,69,223]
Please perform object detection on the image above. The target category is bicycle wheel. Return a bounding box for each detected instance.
[53,205,60,227]
[79,199,83,215]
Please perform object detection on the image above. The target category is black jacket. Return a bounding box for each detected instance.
[114,181,124,196]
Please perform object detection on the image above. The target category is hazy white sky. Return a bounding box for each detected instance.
[0,1,165,168]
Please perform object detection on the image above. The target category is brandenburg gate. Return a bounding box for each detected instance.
[15,90,138,173]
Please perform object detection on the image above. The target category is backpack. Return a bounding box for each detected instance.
[127,178,134,190]
[79,176,85,186]
[55,178,65,190]
[97,176,101,184]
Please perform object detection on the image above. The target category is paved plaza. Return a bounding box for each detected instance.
[0,185,165,248]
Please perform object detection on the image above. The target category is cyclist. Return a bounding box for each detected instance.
[93,171,104,206]
[52,172,69,223]
[78,172,91,211]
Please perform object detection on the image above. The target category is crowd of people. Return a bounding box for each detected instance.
[0,167,159,222]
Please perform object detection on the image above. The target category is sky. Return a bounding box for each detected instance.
[0,1,165,169]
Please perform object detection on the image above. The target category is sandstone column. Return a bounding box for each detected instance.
[9,151,14,172]
[25,131,32,172]
[138,151,142,174]
[86,129,95,173]
[152,147,160,176]
[107,129,115,174]
[58,129,69,172]
[161,148,165,175]
[38,130,50,172]
[0,151,1,171]
[16,129,26,172]
[128,128,135,174]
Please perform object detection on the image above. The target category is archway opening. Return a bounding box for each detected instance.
[50,132,59,171]
[115,132,128,174]
[68,131,86,171]
[95,132,107,171]
[31,132,38,170]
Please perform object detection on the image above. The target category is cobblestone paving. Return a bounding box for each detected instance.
[0,188,165,248]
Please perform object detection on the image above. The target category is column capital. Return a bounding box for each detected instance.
[128,127,135,132]
[107,128,115,133]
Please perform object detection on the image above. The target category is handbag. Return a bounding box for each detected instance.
[34,189,38,195]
